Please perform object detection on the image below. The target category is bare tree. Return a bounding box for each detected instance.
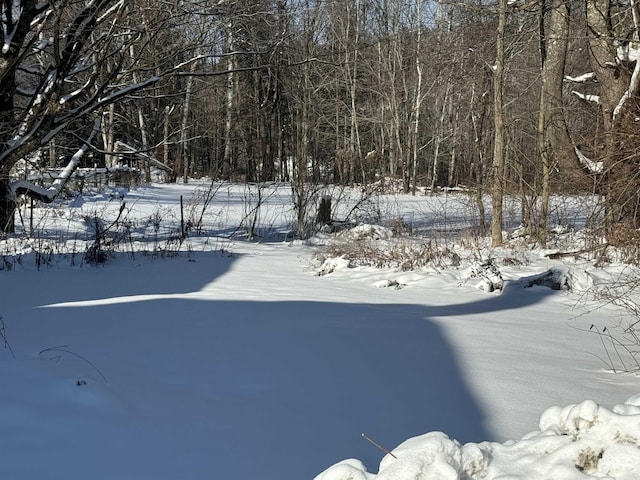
[582,0,640,239]
[536,0,577,244]
[490,0,508,247]
[0,0,199,232]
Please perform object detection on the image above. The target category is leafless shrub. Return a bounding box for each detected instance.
[501,256,524,266]
[39,345,108,383]
[226,182,281,241]
[575,447,603,474]
[583,322,640,374]
[34,237,54,270]
[316,238,460,271]
[462,259,504,292]
[185,180,225,234]
[582,273,640,373]
[607,225,640,265]
[0,255,15,271]
[83,201,132,265]
[292,183,384,239]
[458,225,487,251]
[390,216,413,237]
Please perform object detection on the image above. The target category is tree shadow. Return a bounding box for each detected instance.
[4,250,237,307]
[424,278,561,317]
[7,302,485,479]
[2,255,562,480]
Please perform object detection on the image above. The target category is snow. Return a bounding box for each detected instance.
[572,90,600,104]
[338,223,394,241]
[617,42,640,63]
[565,72,596,83]
[1,1,22,55]
[0,181,639,480]
[613,53,640,120]
[318,395,640,480]
[575,146,604,173]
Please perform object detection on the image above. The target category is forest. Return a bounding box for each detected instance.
[0,0,639,245]
[3,3,640,477]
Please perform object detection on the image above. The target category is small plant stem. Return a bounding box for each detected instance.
[361,433,397,459]
[39,346,108,383]
[603,327,628,372]
[180,195,185,239]
[0,315,15,359]
[592,325,616,373]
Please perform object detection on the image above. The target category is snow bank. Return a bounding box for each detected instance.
[316,395,640,480]
[338,224,394,241]
[515,266,572,291]
[464,259,504,292]
[317,256,352,275]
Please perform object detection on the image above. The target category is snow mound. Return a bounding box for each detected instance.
[373,279,405,289]
[338,224,394,241]
[316,395,640,480]
[317,256,352,276]
[462,259,504,292]
[315,459,372,480]
[515,266,572,291]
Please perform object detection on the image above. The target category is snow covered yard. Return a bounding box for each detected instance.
[0,181,639,479]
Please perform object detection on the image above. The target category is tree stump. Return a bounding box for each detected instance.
[316,195,332,226]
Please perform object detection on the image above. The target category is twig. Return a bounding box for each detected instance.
[39,345,108,383]
[193,180,225,232]
[361,433,397,459]
[0,315,15,359]
[602,327,628,372]
[603,327,640,371]
[590,324,616,373]
[545,243,609,260]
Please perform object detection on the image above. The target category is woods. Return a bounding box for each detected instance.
[1,0,640,243]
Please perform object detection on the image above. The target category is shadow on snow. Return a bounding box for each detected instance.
[1,251,560,480]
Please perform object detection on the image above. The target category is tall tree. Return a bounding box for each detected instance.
[536,0,586,244]
[584,0,640,239]
[491,0,508,247]
[0,0,196,232]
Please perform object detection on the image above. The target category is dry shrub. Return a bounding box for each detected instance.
[606,224,640,265]
[608,224,640,247]
[501,256,524,266]
[587,272,640,373]
[317,239,460,271]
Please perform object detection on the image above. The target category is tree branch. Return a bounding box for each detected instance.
[11,117,102,203]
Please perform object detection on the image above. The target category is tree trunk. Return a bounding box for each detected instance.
[345,0,362,185]
[129,44,151,182]
[181,54,199,184]
[163,105,174,181]
[431,86,449,194]
[222,27,236,180]
[412,13,424,195]
[102,104,117,168]
[491,0,507,247]
[0,178,15,234]
[585,0,640,238]
[537,0,574,244]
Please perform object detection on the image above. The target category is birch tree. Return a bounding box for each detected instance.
[491,0,508,247]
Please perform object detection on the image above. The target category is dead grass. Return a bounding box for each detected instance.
[315,238,461,271]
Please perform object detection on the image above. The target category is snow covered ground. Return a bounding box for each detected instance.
[0,181,639,479]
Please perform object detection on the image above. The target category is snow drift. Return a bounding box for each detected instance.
[316,395,640,480]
